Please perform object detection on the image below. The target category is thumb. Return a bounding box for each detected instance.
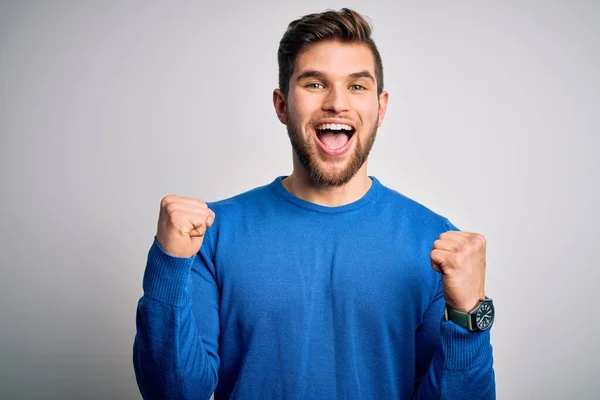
[430,249,450,273]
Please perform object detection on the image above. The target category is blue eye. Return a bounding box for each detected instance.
[349,85,365,91]
[306,83,325,89]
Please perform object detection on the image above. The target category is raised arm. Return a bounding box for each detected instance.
[133,196,220,399]
[414,222,496,399]
[413,278,495,399]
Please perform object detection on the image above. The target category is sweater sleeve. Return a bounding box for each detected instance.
[133,235,221,400]
[413,278,496,399]
[413,219,496,399]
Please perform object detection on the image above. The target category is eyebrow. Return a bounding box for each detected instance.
[295,70,326,81]
[348,71,375,82]
[295,70,375,83]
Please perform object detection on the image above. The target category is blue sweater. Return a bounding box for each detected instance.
[133,176,495,399]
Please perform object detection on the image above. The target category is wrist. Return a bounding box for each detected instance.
[445,297,495,332]
[450,297,484,313]
[446,290,486,313]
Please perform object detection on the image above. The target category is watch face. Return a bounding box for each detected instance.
[475,301,494,330]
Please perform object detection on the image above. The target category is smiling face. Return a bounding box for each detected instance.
[274,40,388,187]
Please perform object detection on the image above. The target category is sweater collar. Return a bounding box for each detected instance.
[270,175,383,213]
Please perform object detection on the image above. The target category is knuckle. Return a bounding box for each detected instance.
[164,202,177,215]
[454,252,466,265]
[192,198,206,207]
[161,195,175,208]
[477,234,487,246]
[471,234,486,250]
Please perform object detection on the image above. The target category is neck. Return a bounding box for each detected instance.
[282,158,372,207]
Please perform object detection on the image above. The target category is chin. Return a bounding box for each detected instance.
[307,159,363,188]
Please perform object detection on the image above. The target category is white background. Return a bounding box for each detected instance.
[1,1,598,398]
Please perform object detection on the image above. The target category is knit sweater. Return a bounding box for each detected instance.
[133,176,495,399]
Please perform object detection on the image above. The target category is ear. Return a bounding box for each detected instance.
[377,90,389,127]
[273,88,287,125]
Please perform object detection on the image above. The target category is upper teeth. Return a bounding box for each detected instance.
[316,123,353,131]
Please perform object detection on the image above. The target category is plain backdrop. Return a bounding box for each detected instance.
[1,1,599,399]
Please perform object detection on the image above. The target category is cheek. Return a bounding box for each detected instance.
[288,100,314,134]
[356,101,381,126]
[298,104,314,121]
[291,93,320,116]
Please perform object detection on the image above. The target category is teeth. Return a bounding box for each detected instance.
[316,123,353,131]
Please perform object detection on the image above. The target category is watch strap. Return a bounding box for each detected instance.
[445,305,475,331]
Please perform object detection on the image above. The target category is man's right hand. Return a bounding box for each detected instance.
[156,195,216,258]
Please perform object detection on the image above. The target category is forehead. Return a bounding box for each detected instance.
[293,40,376,78]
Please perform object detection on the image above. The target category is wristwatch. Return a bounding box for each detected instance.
[445,298,495,331]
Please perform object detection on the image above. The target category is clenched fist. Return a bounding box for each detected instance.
[156,195,215,258]
[430,231,487,313]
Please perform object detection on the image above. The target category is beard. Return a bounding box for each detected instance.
[286,111,378,187]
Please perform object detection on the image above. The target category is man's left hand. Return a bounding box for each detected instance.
[430,231,487,313]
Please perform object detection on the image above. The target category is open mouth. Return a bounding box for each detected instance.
[315,123,355,151]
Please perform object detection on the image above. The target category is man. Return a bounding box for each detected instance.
[133,8,496,399]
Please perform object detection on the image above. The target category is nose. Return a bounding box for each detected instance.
[321,86,350,114]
